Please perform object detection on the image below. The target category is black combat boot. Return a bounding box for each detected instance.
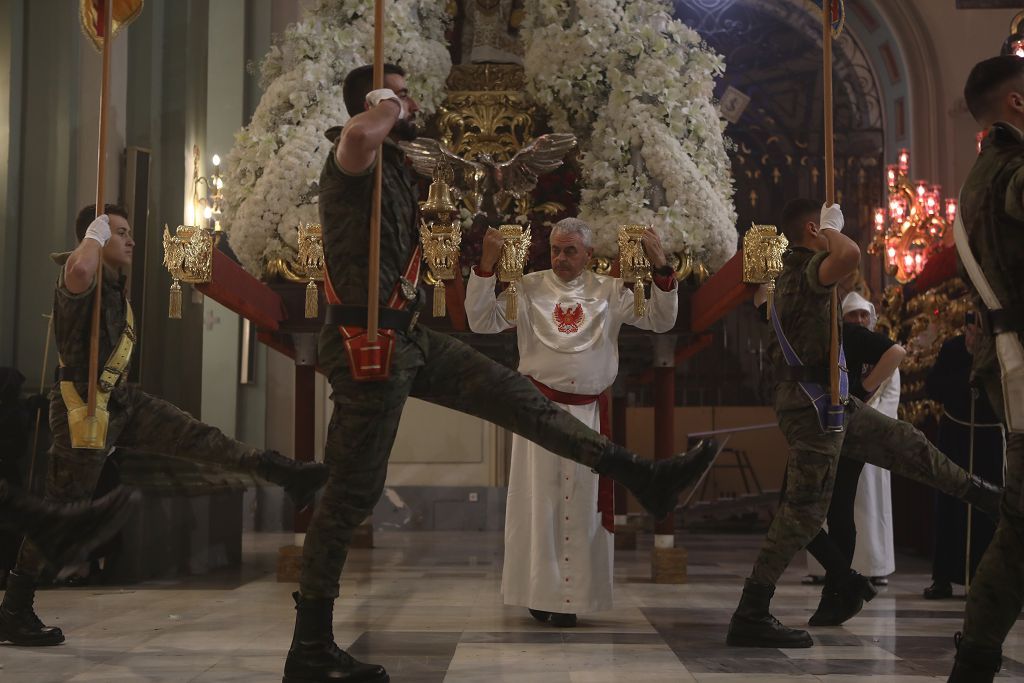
[247,450,328,510]
[528,608,551,624]
[0,572,65,646]
[948,632,1001,683]
[549,612,578,627]
[963,475,1002,520]
[595,439,719,519]
[0,481,137,571]
[807,570,877,626]
[726,579,813,648]
[283,592,388,683]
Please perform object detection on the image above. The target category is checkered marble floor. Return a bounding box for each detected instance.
[1,530,1022,682]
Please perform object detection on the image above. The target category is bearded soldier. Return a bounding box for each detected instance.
[281,64,718,683]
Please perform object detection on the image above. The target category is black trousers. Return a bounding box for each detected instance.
[782,455,865,582]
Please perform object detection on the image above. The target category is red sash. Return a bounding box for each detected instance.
[528,377,614,533]
[323,246,422,382]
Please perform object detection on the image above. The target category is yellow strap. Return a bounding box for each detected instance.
[99,303,135,391]
[58,301,134,407]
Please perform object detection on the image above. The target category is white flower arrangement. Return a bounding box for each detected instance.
[221,0,451,275]
[522,0,737,268]
[224,0,736,274]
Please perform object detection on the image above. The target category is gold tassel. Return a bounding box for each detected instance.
[305,279,319,318]
[505,281,518,320]
[433,281,446,317]
[169,280,182,319]
[633,280,646,317]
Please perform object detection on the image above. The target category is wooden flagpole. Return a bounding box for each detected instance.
[367,0,385,343]
[822,1,841,413]
[86,0,114,422]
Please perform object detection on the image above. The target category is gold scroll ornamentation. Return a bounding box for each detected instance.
[742,223,789,319]
[162,224,214,319]
[297,223,325,318]
[618,225,652,317]
[497,224,531,320]
[419,164,463,317]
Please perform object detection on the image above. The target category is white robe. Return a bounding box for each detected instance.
[853,373,898,577]
[465,268,677,613]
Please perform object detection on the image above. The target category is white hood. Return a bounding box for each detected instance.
[842,291,877,329]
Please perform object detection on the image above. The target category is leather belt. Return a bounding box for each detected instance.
[324,305,418,332]
[776,365,829,384]
[984,306,1024,335]
[56,366,91,383]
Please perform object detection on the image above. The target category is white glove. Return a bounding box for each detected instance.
[820,203,844,232]
[83,214,111,246]
[365,88,405,119]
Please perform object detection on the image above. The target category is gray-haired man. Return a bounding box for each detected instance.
[466,218,679,627]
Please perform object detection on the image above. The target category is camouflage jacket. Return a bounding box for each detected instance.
[958,122,1024,382]
[50,252,131,396]
[769,246,836,411]
[317,136,421,371]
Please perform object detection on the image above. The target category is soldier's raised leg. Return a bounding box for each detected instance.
[114,386,327,509]
[840,398,1001,515]
[407,327,719,519]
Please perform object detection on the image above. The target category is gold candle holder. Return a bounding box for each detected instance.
[742,223,788,320]
[419,164,462,317]
[162,224,214,319]
[497,224,531,320]
[618,225,652,317]
[297,223,325,318]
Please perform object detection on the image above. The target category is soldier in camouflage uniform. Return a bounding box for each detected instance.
[725,199,1002,650]
[946,56,1024,683]
[282,64,719,683]
[0,205,328,648]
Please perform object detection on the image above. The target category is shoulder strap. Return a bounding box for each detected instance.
[954,189,1004,313]
[770,299,803,367]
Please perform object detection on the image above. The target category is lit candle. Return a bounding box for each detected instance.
[946,198,958,224]
[886,164,898,188]
[898,148,910,174]
[874,208,886,231]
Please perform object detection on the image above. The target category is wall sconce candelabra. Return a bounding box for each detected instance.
[192,144,224,232]
[868,148,955,283]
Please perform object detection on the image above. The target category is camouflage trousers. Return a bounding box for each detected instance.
[14,384,258,576]
[751,396,987,586]
[960,374,1024,655]
[300,325,619,600]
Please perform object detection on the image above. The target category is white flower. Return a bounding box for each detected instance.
[523,0,737,268]
[225,0,736,274]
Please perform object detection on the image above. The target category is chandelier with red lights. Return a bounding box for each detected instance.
[868,148,956,283]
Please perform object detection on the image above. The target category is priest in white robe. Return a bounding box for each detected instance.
[465,218,678,626]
